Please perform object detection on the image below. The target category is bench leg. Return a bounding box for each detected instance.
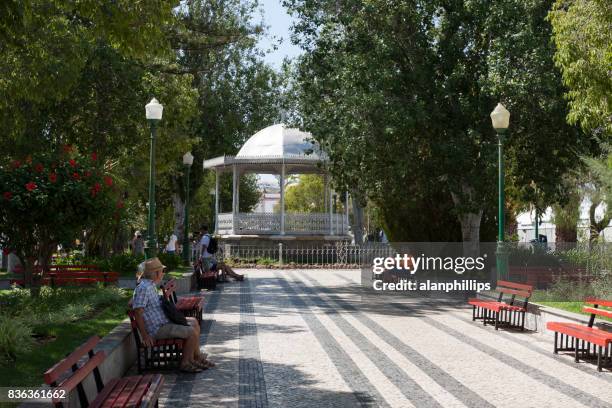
[554,332,558,354]
[472,305,476,321]
[575,340,580,363]
[494,311,499,330]
[598,346,602,372]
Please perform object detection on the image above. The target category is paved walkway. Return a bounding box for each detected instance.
[159,269,612,408]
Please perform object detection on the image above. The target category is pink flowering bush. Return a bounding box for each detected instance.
[0,147,123,288]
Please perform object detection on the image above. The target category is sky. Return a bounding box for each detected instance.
[255,0,302,185]
[257,0,303,68]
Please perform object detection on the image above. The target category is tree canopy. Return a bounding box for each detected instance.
[286,0,596,242]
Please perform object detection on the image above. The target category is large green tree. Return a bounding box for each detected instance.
[286,0,593,244]
[549,0,612,138]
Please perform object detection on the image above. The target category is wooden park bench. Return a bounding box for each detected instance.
[468,280,533,331]
[127,306,184,373]
[547,298,612,372]
[11,264,118,288]
[194,258,217,290]
[44,335,164,407]
[161,278,204,324]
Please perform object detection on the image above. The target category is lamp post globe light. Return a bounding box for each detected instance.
[182,152,194,264]
[490,103,510,280]
[145,98,163,259]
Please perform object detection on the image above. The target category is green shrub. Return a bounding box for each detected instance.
[158,253,181,271]
[83,253,143,276]
[256,257,277,266]
[0,316,33,362]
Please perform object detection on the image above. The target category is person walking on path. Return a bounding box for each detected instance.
[165,233,178,254]
[132,232,145,256]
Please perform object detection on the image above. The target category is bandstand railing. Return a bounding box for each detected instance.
[190,242,394,266]
[216,212,348,235]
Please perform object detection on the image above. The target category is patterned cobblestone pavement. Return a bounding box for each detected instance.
[159,269,612,408]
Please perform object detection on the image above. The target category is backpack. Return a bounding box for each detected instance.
[206,234,218,254]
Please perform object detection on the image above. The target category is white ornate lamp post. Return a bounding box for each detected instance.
[182,152,194,264]
[490,103,510,280]
[145,98,163,259]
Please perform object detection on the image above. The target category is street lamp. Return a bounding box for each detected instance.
[530,180,539,244]
[145,98,163,259]
[182,152,194,264]
[209,189,216,233]
[491,103,510,280]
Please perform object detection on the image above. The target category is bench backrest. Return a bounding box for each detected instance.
[46,272,119,288]
[43,336,105,407]
[51,265,101,272]
[495,280,533,305]
[584,298,612,327]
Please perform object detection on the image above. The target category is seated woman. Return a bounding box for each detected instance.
[216,248,244,282]
[132,257,215,373]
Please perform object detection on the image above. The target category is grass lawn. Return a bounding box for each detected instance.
[536,301,612,322]
[0,288,132,389]
[165,265,192,279]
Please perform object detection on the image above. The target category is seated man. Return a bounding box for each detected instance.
[132,257,214,373]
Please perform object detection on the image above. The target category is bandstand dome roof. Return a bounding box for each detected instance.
[204,124,327,173]
[237,124,321,159]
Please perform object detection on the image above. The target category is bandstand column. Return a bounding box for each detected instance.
[214,169,220,234]
[323,174,328,210]
[329,187,334,235]
[345,191,349,235]
[280,163,286,235]
[232,164,237,234]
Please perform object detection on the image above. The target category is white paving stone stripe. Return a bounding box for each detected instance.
[283,279,419,408]
[252,277,364,408]
[290,272,470,408]
[386,301,612,408]
[300,271,588,408]
[444,307,612,384]
[427,307,612,393]
[269,273,392,407]
[328,271,610,406]
[280,272,446,408]
[333,271,612,384]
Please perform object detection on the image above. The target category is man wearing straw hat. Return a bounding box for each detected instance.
[132,257,214,373]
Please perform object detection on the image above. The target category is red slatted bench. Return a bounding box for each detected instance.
[547,298,612,371]
[43,336,164,407]
[468,280,533,331]
[194,259,217,290]
[10,265,118,288]
[127,305,184,373]
[161,278,204,324]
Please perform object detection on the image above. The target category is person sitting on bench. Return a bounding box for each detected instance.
[216,247,244,282]
[132,257,215,373]
[198,226,243,282]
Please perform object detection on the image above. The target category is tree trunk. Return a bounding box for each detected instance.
[451,184,483,257]
[553,202,579,243]
[350,190,365,244]
[172,192,186,243]
[589,199,610,243]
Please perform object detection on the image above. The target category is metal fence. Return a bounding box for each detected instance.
[191,242,394,266]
